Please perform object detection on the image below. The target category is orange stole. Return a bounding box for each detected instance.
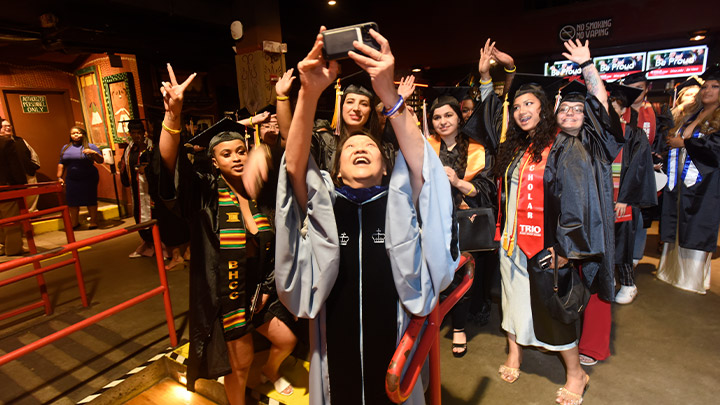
[427,136,486,181]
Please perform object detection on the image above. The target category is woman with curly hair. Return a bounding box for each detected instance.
[480,40,603,404]
[658,68,720,294]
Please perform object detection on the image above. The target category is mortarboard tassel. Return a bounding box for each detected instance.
[330,79,342,134]
[499,93,509,144]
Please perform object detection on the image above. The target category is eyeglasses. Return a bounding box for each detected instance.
[557,105,584,115]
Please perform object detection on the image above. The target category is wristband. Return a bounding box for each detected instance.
[479,78,492,85]
[579,60,593,69]
[276,95,289,101]
[383,95,405,117]
[387,102,406,120]
[504,65,516,73]
[162,121,181,135]
[249,116,253,126]
[463,184,475,196]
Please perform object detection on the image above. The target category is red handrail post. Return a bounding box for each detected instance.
[62,204,88,307]
[152,223,178,347]
[429,307,441,404]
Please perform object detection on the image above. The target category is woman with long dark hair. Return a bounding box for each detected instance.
[482,39,603,402]
[427,93,496,357]
[57,126,103,229]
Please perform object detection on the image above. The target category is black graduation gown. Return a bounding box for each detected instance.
[661,120,720,252]
[158,167,275,391]
[498,133,604,344]
[326,190,398,405]
[576,95,624,301]
[614,110,658,265]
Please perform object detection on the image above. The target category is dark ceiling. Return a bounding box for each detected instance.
[0,0,717,87]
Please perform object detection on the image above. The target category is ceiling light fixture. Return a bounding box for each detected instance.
[690,30,707,41]
[328,1,337,5]
[411,67,422,73]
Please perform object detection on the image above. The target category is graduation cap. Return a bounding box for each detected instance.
[676,76,703,92]
[505,73,565,104]
[606,82,643,109]
[187,117,246,155]
[701,65,720,82]
[118,118,147,133]
[620,71,648,85]
[331,70,377,130]
[557,79,587,106]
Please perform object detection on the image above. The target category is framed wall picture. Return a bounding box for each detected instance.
[75,66,111,147]
[102,72,138,143]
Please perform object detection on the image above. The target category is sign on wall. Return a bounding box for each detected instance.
[594,52,645,81]
[558,18,612,42]
[20,95,49,113]
[647,45,708,79]
[544,60,581,77]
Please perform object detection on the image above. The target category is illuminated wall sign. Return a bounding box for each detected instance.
[646,45,708,79]
[594,52,646,81]
[544,45,709,80]
[544,60,581,77]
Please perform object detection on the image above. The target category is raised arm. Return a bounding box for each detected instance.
[491,46,516,98]
[285,27,339,211]
[349,29,425,198]
[275,68,296,148]
[563,39,608,111]
[478,38,495,84]
[158,64,196,174]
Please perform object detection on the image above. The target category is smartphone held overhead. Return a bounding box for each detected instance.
[322,22,381,60]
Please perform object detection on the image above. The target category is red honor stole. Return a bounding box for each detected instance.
[624,102,656,145]
[503,144,552,258]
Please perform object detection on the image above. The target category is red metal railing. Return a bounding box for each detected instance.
[386,252,475,404]
[0,220,177,366]
[0,182,84,319]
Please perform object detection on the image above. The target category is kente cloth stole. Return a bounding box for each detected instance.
[216,179,271,334]
[503,144,552,258]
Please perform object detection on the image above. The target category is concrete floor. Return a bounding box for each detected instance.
[1,219,719,404]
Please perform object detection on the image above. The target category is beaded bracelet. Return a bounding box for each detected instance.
[579,60,593,69]
[162,121,181,135]
[383,95,405,117]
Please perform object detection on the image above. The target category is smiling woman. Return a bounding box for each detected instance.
[276,27,457,405]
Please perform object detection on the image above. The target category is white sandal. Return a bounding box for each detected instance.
[261,374,294,396]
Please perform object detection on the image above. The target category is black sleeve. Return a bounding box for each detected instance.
[0,139,27,185]
[617,127,658,208]
[465,154,497,210]
[654,106,674,157]
[685,130,720,176]
[581,94,624,163]
[553,139,605,261]
[462,92,502,155]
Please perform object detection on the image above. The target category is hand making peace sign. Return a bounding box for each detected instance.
[160,63,197,119]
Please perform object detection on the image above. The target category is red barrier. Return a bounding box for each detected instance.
[386,253,475,404]
[0,182,83,318]
[0,220,178,367]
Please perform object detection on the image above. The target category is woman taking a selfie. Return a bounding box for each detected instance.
[275,27,456,405]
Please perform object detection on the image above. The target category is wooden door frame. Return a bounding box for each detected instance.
[1,87,76,131]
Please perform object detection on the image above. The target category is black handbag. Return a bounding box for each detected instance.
[529,249,590,325]
[457,207,499,252]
